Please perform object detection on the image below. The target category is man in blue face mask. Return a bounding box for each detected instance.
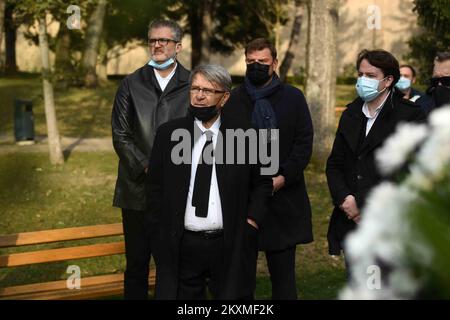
[395,65,432,113]
[326,49,426,276]
[112,19,190,300]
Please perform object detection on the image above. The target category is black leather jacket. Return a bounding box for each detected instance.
[112,62,190,211]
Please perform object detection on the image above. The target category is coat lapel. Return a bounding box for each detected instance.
[160,62,190,100]
[340,100,365,154]
[215,117,228,214]
[360,93,395,155]
[174,116,196,202]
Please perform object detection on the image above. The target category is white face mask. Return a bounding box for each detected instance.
[356,76,388,102]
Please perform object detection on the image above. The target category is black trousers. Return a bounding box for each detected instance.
[264,246,297,300]
[122,209,155,300]
[177,230,225,300]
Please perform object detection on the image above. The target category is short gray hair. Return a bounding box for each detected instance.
[190,64,232,92]
[148,19,183,42]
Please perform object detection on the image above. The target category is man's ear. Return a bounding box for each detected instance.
[385,75,394,88]
[272,58,278,71]
[221,92,231,107]
[175,42,182,54]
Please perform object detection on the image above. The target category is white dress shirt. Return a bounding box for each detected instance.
[153,63,177,91]
[184,116,223,231]
[362,91,390,136]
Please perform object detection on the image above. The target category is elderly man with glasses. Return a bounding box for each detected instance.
[147,64,273,300]
[111,19,190,300]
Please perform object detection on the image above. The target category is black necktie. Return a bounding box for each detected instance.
[192,130,214,218]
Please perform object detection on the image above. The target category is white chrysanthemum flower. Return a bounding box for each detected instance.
[342,183,419,299]
[376,123,428,175]
[429,104,450,131]
[414,129,450,180]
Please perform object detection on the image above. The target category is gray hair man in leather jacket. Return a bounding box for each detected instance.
[111,19,190,300]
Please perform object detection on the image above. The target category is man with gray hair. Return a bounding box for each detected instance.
[111,19,190,299]
[147,64,272,299]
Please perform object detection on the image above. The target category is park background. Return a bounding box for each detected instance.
[0,0,448,299]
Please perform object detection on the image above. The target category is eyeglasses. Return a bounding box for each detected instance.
[430,76,450,87]
[148,38,177,46]
[190,86,226,97]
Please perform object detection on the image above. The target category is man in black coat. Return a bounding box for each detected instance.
[224,38,314,300]
[326,49,426,263]
[111,20,190,299]
[147,64,273,299]
[426,52,450,113]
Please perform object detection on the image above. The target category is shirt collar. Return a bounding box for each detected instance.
[153,62,177,80]
[195,115,221,136]
[362,90,390,119]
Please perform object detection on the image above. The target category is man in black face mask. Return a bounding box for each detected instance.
[225,38,314,300]
[147,64,272,299]
[427,52,450,113]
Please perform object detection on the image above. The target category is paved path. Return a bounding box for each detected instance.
[0,135,113,154]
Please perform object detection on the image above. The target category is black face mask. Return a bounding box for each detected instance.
[432,85,450,109]
[246,62,271,86]
[189,104,219,122]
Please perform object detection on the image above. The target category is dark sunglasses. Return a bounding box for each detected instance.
[430,76,450,87]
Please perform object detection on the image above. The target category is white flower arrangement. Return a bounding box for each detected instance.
[340,104,450,300]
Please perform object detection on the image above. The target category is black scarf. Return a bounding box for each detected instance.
[244,74,281,130]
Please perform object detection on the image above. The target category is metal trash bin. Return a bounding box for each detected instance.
[14,99,35,144]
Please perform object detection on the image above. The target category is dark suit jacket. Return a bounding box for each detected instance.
[147,113,273,299]
[224,83,314,251]
[326,90,426,255]
[112,62,190,211]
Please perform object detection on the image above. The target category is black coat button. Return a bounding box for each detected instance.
[357,175,363,180]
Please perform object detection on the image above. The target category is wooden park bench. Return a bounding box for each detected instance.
[0,223,155,300]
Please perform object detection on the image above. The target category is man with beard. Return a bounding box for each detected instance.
[111,19,190,299]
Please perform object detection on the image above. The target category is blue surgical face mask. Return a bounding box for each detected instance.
[356,76,388,102]
[148,56,176,70]
[395,77,411,91]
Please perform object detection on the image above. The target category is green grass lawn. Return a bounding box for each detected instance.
[0,76,354,141]
[0,151,346,299]
[0,75,118,140]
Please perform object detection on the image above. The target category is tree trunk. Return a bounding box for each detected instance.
[97,39,108,83]
[38,17,64,165]
[81,0,108,88]
[0,0,5,70]
[4,3,17,73]
[305,0,339,163]
[54,26,74,88]
[200,0,214,64]
[189,3,203,68]
[279,0,304,82]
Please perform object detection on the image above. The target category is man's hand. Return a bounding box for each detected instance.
[272,175,286,193]
[247,218,259,230]
[144,167,149,174]
[340,195,360,220]
[352,214,361,224]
